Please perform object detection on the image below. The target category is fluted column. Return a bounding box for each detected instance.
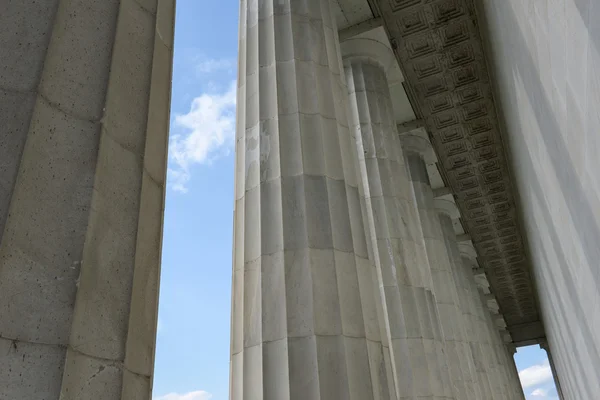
[505,345,526,400]
[230,1,388,399]
[398,134,457,400]
[342,33,453,399]
[476,288,525,400]
[458,244,501,400]
[0,1,175,399]
[403,133,478,399]
[476,288,508,400]
[435,199,484,400]
[454,244,501,400]
[539,340,565,399]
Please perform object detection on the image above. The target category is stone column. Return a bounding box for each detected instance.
[434,199,483,400]
[0,1,175,399]
[399,134,458,400]
[458,244,499,400]
[540,339,565,400]
[401,132,475,399]
[506,345,527,400]
[230,1,388,399]
[477,289,525,400]
[343,33,453,400]
[539,339,565,399]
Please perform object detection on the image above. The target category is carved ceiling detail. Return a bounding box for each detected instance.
[374,0,540,334]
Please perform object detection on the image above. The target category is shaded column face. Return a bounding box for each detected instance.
[0,1,174,399]
[230,1,387,400]
[343,53,454,399]
[401,141,467,400]
[475,278,526,400]
[540,341,565,400]
[459,253,501,400]
[436,209,483,400]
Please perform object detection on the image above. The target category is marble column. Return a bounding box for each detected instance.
[435,199,486,400]
[343,33,454,399]
[458,244,500,400]
[399,134,459,400]
[476,288,525,400]
[457,243,493,399]
[401,132,475,399]
[477,289,510,399]
[506,345,527,400]
[230,1,388,399]
[0,0,175,399]
[539,339,565,400]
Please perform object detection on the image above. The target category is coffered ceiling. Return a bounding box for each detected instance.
[336,0,544,344]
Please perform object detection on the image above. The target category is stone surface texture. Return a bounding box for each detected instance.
[474,0,600,398]
[0,0,175,398]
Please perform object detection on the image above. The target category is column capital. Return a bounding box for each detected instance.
[341,27,403,86]
[539,338,549,351]
[399,133,437,163]
[507,344,517,355]
[499,329,513,343]
[458,241,478,262]
[434,198,460,219]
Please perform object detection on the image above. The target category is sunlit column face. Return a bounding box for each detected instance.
[231,1,385,399]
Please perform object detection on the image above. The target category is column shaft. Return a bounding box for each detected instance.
[437,210,484,400]
[402,140,471,400]
[345,54,446,399]
[478,290,525,400]
[0,0,174,398]
[540,341,565,400]
[230,1,383,399]
[457,254,494,400]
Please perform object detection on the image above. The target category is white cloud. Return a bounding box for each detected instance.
[519,359,553,388]
[169,81,237,192]
[154,390,212,400]
[531,388,548,396]
[528,386,559,400]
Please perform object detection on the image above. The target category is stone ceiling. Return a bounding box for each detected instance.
[350,0,546,344]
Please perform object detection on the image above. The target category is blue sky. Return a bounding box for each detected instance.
[152,1,557,400]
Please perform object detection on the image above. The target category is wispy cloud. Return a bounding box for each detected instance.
[168,81,237,192]
[528,386,559,399]
[531,388,548,396]
[519,359,553,388]
[154,390,212,400]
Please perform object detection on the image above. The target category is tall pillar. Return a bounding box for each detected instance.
[343,33,454,400]
[0,0,175,399]
[540,340,565,400]
[457,245,495,400]
[434,199,483,400]
[399,134,459,400]
[400,133,472,399]
[506,345,526,400]
[460,242,527,400]
[230,1,387,399]
[477,288,525,400]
